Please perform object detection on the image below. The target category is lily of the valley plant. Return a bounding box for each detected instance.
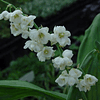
[0,0,99,100]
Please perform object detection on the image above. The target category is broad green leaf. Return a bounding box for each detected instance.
[77,13,100,65]
[80,49,96,73]
[0,80,67,100]
[76,13,100,100]
[68,49,96,100]
[86,51,100,100]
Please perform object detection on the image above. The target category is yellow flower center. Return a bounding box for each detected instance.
[87,78,92,82]
[59,33,65,38]
[44,49,48,54]
[38,33,44,38]
[14,14,19,19]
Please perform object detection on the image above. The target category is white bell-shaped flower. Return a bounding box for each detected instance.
[29,27,51,44]
[37,46,55,62]
[24,40,43,52]
[67,76,77,86]
[55,70,68,86]
[76,79,91,92]
[50,34,57,45]
[84,74,98,86]
[21,15,36,29]
[10,22,21,36]
[69,68,82,78]
[21,30,30,39]
[55,75,68,87]
[62,49,73,59]
[10,10,23,23]
[53,26,71,47]
[52,57,67,70]
[0,11,10,20]
[64,57,73,66]
[55,70,76,86]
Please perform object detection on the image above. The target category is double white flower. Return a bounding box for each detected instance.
[52,49,73,70]
[50,26,71,47]
[55,68,82,87]
[37,46,55,62]
[76,74,98,92]
[29,27,51,44]
[24,40,43,52]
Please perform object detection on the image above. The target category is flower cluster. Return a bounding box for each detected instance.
[52,49,73,70]
[0,10,36,39]
[55,68,98,92]
[0,9,98,92]
[76,74,98,92]
[55,68,82,87]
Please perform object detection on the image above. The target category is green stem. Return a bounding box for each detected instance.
[34,22,39,30]
[63,85,68,94]
[56,43,62,57]
[77,67,85,76]
[0,0,16,9]
[81,92,88,100]
[66,86,73,100]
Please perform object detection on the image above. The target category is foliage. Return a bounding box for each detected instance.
[0,80,67,100]
[0,1,100,100]
[0,52,64,100]
[21,0,77,18]
[75,13,100,100]
[69,35,84,50]
[0,0,77,38]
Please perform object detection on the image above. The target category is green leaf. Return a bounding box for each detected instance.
[86,51,100,100]
[76,13,100,100]
[77,13,100,65]
[79,49,96,73]
[0,80,67,100]
[95,41,100,51]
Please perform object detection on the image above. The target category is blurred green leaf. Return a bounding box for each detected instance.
[0,80,67,100]
[77,13,100,65]
[95,41,100,51]
[21,0,77,18]
[76,13,100,100]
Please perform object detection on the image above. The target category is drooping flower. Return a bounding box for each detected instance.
[84,74,98,86]
[21,15,36,29]
[63,57,73,66]
[55,70,77,86]
[53,26,71,47]
[37,46,55,62]
[24,40,43,52]
[52,57,67,70]
[10,22,21,36]
[29,27,51,44]
[69,68,82,78]
[0,11,10,20]
[50,33,57,45]
[55,70,68,86]
[62,49,73,59]
[9,10,23,23]
[76,79,91,92]
[21,30,30,39]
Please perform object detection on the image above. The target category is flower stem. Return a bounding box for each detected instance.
[66,86,73,100]
[56,43,62,57]
[34,22,39,30]
[81,92,88,100]
[77,67,85,76]
[0,0,16,9]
